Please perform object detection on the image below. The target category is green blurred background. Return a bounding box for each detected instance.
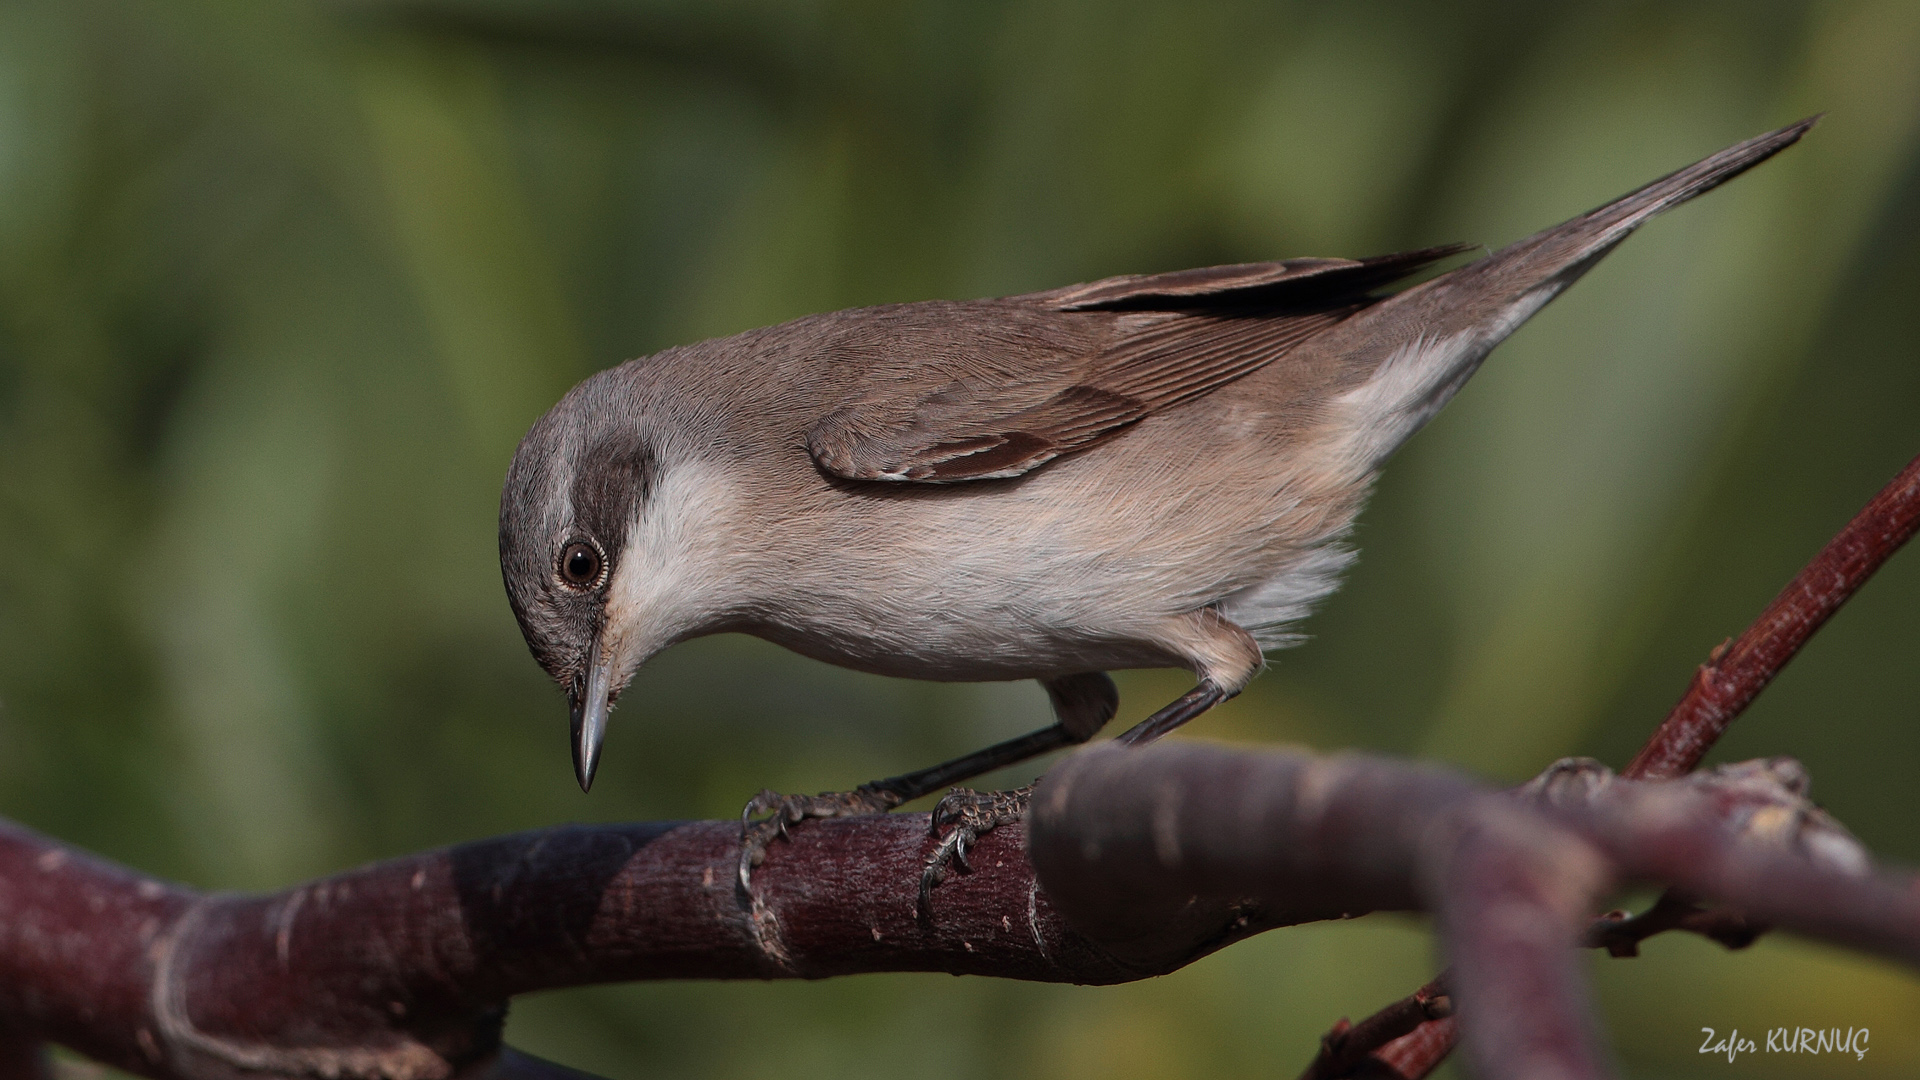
[2,1,1918,1076]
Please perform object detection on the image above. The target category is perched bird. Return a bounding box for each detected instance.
[498,118,1814,892]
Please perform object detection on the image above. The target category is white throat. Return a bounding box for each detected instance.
[596,460,740,690]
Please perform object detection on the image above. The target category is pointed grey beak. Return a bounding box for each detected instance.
[570,639,614,792]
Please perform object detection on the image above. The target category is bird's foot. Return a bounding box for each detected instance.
[738,783,906,890]
[920,784,1031,910]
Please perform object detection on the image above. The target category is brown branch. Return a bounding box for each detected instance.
[0,808,1290,1080]
[1305,449,1920,1078]
[0,739,1908,1080]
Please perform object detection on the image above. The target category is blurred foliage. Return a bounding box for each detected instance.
[2,0,1919,1077]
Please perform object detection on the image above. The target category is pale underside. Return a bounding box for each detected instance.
[594,320,1505,697]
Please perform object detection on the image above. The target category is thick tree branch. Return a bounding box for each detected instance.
[3,743,1908,1080]
[1029,745,1916,1080]
[0,806,1283,1080]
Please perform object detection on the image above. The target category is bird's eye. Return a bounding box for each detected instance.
[558,542,604,588]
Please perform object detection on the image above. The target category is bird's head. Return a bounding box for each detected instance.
[498,377,666,792]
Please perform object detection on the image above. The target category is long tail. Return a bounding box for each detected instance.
[1440,115,1817,306]
[1322,116,1818,476]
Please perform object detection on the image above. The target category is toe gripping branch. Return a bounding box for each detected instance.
[738,677,1236,900]
[914,679,1234,908]
[920,785,1032,909]
[737,722,1086,892]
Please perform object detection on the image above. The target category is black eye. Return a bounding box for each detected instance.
[559,542,603,588]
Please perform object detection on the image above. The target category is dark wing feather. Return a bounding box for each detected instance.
[1044,244,1469,311]
[808,244,1471,483]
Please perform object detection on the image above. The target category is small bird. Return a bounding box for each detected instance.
[499,118,1813,892]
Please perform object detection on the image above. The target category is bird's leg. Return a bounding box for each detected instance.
[738,672,1118,890]
[920,679,1230,908]
[921,614,1258,904]
[1115,680,1231,745]
[737,724,1076,890]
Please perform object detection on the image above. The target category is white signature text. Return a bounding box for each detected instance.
[1699,1026,1869,1063]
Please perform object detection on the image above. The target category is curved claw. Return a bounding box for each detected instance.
[928,789,959,835]
[920,817,974,899]
[918,784,1032,914]
[949,831,974,874]
[740,788,783,828]
[918,827,972,913]
[736,830,766,892]
[929,784,991,835]
[735,785,906,893]
[917,823,985,912]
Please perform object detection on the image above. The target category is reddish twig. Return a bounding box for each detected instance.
[1307,450,1920,1079]
[1368,1017,1455,1080]
[1297,978,1451,1080]
[1584,890,1766,957]
[1628,450,1920,778]
[1296,894,1759,1080]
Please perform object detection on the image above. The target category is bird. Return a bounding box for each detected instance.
[498,117,1814,896]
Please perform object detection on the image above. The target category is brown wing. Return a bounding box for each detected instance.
[807,244,1471,483]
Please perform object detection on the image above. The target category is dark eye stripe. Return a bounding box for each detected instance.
[570,434,656,563]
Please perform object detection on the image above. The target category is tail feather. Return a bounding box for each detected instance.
[1456,114,1819,294]
[1322,117,1817,477]
[1598,115,1816,222]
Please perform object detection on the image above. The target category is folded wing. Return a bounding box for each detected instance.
[807,244,1471,482]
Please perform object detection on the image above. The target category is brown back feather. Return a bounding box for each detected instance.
[807,244,1470,483]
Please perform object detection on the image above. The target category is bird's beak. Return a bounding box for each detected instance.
[569,636,614,792]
